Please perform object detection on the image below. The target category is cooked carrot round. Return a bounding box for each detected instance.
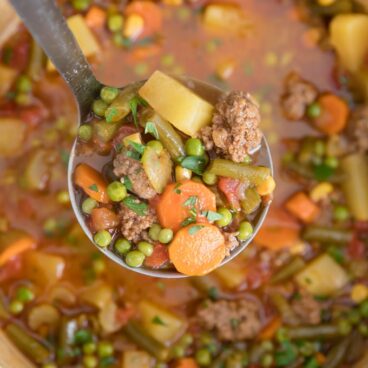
[169,223,225,276]
[157,180,216,232]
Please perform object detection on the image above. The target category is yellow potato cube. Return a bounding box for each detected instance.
[0,64,17,97]
[123,351,153,368]
[123,133,142,147]
[139,71,214,137]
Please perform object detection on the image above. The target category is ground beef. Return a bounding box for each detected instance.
[291,289,322,325]
[347,106,368,152]
[196,299,262,341]
[224,232,239,255]
[119,202,157,243]
[199,91,262,162]
[281,72,318,120]
[113,152,156,199]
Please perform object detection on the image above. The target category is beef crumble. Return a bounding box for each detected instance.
[199,91,262,162]
[347,106,368,152]
[291,288,323,325]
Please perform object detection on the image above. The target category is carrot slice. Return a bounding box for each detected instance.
[258,316,282,340]
[144,243,169,268]
[157,180,216,232]
[0,236,36,267]
[85,6,106,29]
[74,164,109,203]
[169,223,225,276]
[285,192,320,223]
[175,358,199,368]
[124,1,162,38]
[313,94,349,135]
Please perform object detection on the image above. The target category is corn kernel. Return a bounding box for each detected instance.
[318,0,335,6]
[351,284,368,303]
[175,166,192,181]
[310,182,333,202]
[256,176,276,196]
[123,14,144,40]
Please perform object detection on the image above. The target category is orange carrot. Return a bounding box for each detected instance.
[129,44,161,61]
[0,236,36,267]
[312,94,349,135]
[124,1,163,38]
[169,223,225,276]
[315,352,327,365]
[175,358,199,368]
[74,164,109,203]
[157,180,216,232]
[91,208,119,231]
[144,243,169,268]
[85,6,107,29]
[285,192,320,223]
[258,316,282,340]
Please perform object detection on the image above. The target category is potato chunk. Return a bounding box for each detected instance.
[139,71,214,137]
[330,14,368,72]
[295,253,349,296]
[0,118,26,157]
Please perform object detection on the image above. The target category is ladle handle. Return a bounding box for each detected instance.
[9,0,101,119]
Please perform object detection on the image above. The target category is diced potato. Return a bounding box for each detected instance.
[22,149,51,191]
[27,304,60,331]
[99,301,123,334]
[47,14,100,71]
[0,0,21,48]
[122,350,153,368]
[79,281,113,310]
[123,133,143,147]
[330,14,368,72]
[0,64,17,97]
[138,300,186,345]
[141,146,172,193]
[354,351,368,368]
[295,253,349,296]
[0,118,27,157]
[213,261,246,289]
[202,4,250,35]
[139,71,214,137]
[25,251,65,286]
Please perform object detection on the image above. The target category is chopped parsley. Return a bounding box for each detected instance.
[122,196,148,216]
[274,341,298,366]
[105,106,119,123]
[174,183,182,194]
[181,216,196,227]
[179,155,207,175]
[152,316,166,326]
[202,210,223,222]
[123,176,133,191]
[99,356,116,367]
[208,286,219,300]
[230,318,240,330]
[304,277,313,285]
[129,95,148,128]
[125,150,140,160]
[145,122,159,139]
[114,142,123,152]
[183,195,198,208]
[127,140,145,154]
[89,184,98,192]
[313,163,334,181]
[188,225,204,235]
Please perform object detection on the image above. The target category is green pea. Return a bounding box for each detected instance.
[243,154,252,164]
[202,171,217,185]
[333,205,350,222]
[107,181,127,202]
[107,14,124,33]
[83,342,97,355]
[185,138,204,156]
[149,224,161,241]
[9,300,24,315]
[74,329,92,345]
[125,250,145,267]
[78,125,92,142]
[82,197,97,214]
[216,208,232,227]
[337,319,352,336]
[93,230,112,248]
[71,0,91,11]
[138,241,154,257]
[92,99,108,117]
[172,345,185,358]
[238,221,253,241]
[261,353,274,368]
[195,348,211,366]
[314,140,325,157]
[306,102,321,119]
[92,259,105,274]
[97,341,114,358]
[348,309,361,325]
[275,327,289,342]
[82,355,98,368]
[100,86,119,104]
[299,341,315,356]
[115,238,131,254]
[179,333,194,347]
[147,140,163,154]
[158,228,173,244]
[260,340,274,352]
[325,156,339,169]
[15,92,31,106]
[16,75,32,93]
[16,286,34,303]
[359,300,368,317]
[358,324,368,336]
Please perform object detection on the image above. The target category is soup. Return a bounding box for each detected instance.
[0,0,368,367]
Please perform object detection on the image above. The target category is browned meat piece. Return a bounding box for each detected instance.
[281,72,318,120]
[119,202,157,243]
[224,232,239,255]
[113,152,157,199]
[196,299,262,341]
[199,91,262,162]
[291,289,322,325]
[347,106,368,152]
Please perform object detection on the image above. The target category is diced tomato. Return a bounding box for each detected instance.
[218,177,246,209]
[144,243,169,268]
[348,234,365,260]
[0,258,22,283]
[19,103,49,127]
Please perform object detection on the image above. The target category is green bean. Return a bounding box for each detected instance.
[27,39,45,81]
[92,121,121,143]
[288,324,340,340]
[249,343,267,364]
[5,323,50,364]
[302,225,353,244]
[323,335,351,368]
[211,348,234,368]
[240,188,261,215]
[0,293,9,319]
[207,159,270,186]
[271,257,306,284]
[269,293,299,326]
[345,331,365,364]
[123,321,169,361]
[341,152,368,221]
[142,110,185,159]
[57,317,78,365]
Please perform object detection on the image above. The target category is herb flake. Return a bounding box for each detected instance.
[127,140,145,154]
[125,150,140,160]
[174,183,182,194]
[183,195,198,208]
[152,315,166,326]
[122,196,148,216]
[123,176,133,191]
[89,184,98,192]
[188,225,204,235]
[180,156,207,175]
[145,122,159,139]
[208,286,219,300]
[181,216,196,227]
[129,95,148,128]
[274,341,298,366]
[202,210,223,222]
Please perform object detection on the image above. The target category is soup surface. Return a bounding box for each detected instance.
[0,0,368,367]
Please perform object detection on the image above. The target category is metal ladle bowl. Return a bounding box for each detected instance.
[11,0,273,278]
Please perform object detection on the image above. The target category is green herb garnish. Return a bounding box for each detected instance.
[129,95,148,128]
[274,341,298,366]
[188,225,204,235]
[122,196,148,216]
[152,315,166,326]
[145,122,159,139]
[89,184,98,192]
[125,150,140,160]
[313,163,334,181]
[208,286,219,300]
[127,140,145,154]
[180,155,207,175]
[181,216,196,227]
[174,182,182,194]
[124,176,133,191]
[230,318,239,330]
[202,210,223,222]
[183,195,198,208]
[105,106,119,123]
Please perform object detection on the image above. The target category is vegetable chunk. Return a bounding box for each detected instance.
[0,118,26,157]
[139,71,214,137]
